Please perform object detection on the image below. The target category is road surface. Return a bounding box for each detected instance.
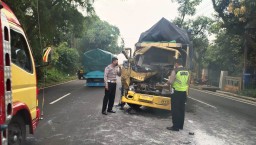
[25,80,256,145]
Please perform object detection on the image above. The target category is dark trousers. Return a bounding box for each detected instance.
[102,83,116,112]
[171,90,186,129]
[119,86,125,107]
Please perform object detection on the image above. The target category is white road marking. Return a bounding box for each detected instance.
[190,88,256,107]
[49,93,71,105]
[188,96,217,109]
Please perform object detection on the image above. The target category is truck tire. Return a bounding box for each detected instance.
[8,115,26,145]
[128,103,141,110]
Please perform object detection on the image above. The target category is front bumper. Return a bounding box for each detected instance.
[122,91,171,110]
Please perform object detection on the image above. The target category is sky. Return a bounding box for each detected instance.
[92,0,215,61]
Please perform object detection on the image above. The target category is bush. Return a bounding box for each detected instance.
[46,68,65,82]
[37,42,80,88]
[239,89,256,98]
[38,68,76,88]
[53,42,80,74]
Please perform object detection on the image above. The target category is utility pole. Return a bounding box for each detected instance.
[243,18,256,89]
[243,39,247,90]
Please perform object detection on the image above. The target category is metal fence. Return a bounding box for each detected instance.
[223,76,242,93]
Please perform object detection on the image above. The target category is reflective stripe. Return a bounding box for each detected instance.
[1,12,12,145]
[174,79,182,84]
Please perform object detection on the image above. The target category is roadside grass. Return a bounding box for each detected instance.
[238,89,256,98]
[191,84,256,99]
[38,68,77,88]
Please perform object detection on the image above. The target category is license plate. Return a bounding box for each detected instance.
[139,95,153,102]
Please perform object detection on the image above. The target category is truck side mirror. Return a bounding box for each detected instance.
[36,47,52,68]
[42,47,52,64]
[125,48,132,58]
[122,48,132,59]
[122,50,129,59]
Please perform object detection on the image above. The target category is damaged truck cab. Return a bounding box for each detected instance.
[121,42,188,110]
[120,18,191,111]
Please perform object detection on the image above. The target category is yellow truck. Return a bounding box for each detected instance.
[121,18,191,111]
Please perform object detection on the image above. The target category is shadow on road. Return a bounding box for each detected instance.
[117,106,172,119]
[116,98,197,119]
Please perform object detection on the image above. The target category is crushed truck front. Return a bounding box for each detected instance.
[121,42,186,110]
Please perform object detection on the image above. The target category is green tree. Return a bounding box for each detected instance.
[53,42,80,74]
[202,15,244,75]
[79,16,123,54]
[211,0,256,35]
[172,0,202,27]
[204,31,243,75]
[3,0,94,65]
[186,16,212,77]
[173,14,213,77]
[172,0,214,79]
[211,0,256,75]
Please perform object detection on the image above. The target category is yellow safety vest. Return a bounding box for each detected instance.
[172,68,189,91]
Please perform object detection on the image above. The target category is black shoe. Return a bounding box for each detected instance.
[107,110,116,113]
[166,126,179,131]
[102,111,107,115]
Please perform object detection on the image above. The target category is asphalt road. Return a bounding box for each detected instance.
[25,80,256,145]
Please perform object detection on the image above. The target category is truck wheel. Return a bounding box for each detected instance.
[128,103,141,110]
[8,115,26,145]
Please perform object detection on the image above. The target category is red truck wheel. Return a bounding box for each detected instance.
[8,115,26,145]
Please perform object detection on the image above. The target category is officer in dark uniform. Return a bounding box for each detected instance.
[166,58,190,131]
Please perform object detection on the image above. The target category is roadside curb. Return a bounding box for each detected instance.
[190,85,219,91]
[39,79,78,90]
[190,86,256,102]
[216,90,256,102]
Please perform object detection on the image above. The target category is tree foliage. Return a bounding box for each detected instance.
[78,16,123,54]
[211,0,256,74]
[53,42,80,74]
[211,0,256,34]
[172,0,212,77]
[185,17,212,76]
[172,0,202,27]
[3,0,123,81]
[204,30,243,75]
[3,0,94,65]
